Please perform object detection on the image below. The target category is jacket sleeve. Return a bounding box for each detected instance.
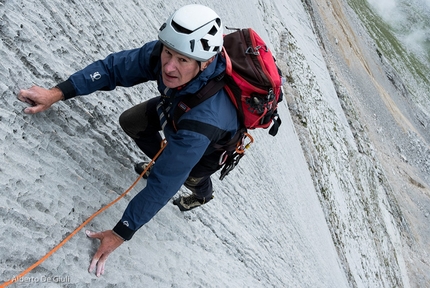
[112,128,211,240]
[56,41,160,99]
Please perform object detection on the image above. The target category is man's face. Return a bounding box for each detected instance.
[160,46,200,88]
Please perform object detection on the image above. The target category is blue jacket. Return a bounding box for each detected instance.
[57,40,239,239]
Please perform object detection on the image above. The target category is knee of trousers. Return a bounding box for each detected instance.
[119,111,135,138]
[119,108,148,139]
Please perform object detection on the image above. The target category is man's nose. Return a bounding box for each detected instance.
[164,59,177,73]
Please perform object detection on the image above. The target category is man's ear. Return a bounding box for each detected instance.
[200,56,216,71]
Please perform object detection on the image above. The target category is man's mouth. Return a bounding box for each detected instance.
[163,72,177,80]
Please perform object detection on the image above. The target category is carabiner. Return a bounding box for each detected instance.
[219,150,229,165]
[236,132,254,154]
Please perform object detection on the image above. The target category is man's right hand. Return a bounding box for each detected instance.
[17,85,64,114]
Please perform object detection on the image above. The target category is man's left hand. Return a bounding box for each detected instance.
[86,230,124,277]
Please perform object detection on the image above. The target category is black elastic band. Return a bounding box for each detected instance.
[112,221,136,241]
[55,80,77,100]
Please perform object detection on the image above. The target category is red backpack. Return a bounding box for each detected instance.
[221,27,283,134]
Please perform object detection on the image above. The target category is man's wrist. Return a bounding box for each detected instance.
[54,80,77,100]
[49,87,65,101]
[111,230,125,241]
[112,221,136,241]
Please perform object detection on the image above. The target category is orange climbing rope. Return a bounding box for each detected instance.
[0,140,167,287]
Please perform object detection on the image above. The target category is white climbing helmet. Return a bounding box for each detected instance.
[158,4,223,62]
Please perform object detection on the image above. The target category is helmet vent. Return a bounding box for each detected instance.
[208,25,218,36]
[190,40,195,52]
[171,20,192,34]
[201,39,210,51]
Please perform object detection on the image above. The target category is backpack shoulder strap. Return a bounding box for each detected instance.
[172,75,226,128]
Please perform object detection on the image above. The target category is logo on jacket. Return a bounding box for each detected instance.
[90,72,101,82]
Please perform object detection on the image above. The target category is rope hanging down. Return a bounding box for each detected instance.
[0,140,167,288]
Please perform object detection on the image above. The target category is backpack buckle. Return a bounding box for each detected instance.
[245,45,268,55]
